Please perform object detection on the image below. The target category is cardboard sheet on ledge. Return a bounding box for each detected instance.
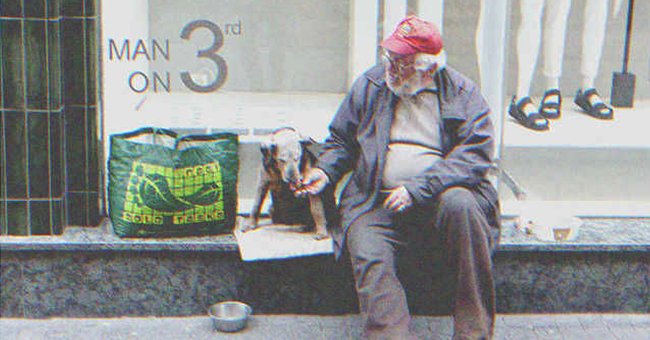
[234,223,333,261]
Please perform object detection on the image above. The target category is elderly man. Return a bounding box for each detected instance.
[297,16,500,339]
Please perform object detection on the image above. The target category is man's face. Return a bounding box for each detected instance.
[383,50,435,97]
[383,51,417,92]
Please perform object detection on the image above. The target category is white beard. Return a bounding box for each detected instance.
[386,70,430,98]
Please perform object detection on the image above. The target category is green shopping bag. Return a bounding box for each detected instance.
[108,127,238,237]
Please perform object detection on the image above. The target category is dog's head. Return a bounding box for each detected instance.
[261,127,314,187]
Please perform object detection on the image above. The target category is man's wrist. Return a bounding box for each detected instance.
[314,167,331,185]
[402,182,423,205]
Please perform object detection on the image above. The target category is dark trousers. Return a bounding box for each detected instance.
[346,187,500,340]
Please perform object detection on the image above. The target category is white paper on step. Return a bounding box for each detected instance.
[234,223,333,261]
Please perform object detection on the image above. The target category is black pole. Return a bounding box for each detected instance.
[622,0,634,73]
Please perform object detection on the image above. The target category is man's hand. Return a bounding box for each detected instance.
[383,186,413,213]
[294,168,329,197]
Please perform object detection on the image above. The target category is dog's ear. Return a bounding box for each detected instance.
[300,135,316,147]
[300,135,321,156]
[260,139,277,167]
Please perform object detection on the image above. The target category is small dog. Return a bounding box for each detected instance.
[240,127,336,240]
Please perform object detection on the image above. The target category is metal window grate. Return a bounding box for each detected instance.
[0,0,99,235]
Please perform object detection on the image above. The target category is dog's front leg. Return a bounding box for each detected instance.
[241,169,270,232]
[308,194,329,240]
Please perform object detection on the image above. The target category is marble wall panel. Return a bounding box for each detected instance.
[494,252,650,313]
[1,250,648,318]
[156,252,242,316]
[0,253,23,317]
[239,255,358,315]
[5,251,244,317]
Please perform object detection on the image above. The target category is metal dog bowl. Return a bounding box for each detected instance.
[208,301,252,332]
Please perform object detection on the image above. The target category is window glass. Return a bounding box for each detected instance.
[102,0,650,217]
[148,0,350,93]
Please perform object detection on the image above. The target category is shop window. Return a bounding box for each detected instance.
[100,0,650,224]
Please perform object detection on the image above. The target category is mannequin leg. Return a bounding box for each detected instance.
[581,0,608,90]
[509,0,549,130]
[516,0,544,100]
[575,0,614,118]
[542,0,571,89]
[539,0,571,118]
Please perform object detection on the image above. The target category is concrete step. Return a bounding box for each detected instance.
[1,218,648,318]
[2,314,649,339]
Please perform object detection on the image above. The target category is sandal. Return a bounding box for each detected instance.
[574,88,613,120]
[508,96,549,131]
[539,88,562,119]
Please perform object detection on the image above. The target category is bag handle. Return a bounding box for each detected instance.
[112,127,178,145]
[115,127,177,139]
[175,132,238,149]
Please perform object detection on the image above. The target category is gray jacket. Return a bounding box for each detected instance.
[317,64,500,258]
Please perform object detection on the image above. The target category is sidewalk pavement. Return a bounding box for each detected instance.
[1,313,649,339]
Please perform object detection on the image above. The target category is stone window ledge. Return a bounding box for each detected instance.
[499,218,650,252]
[0,219,237,253]
[1,218,649,253]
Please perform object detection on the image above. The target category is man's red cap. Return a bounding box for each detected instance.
[381,16,443,55]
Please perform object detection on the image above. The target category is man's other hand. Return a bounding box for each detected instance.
[383,186,413,213]
[294,168,329,197]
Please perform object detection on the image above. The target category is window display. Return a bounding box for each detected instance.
[496,0,649,217]
[100,0,650,227]
[508,0,624,131]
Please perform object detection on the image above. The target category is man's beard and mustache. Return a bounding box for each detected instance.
[386,67,435,97]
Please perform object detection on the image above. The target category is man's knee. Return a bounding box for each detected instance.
[346,221,400,285]
[437,187,480,216]
[436,187,495,249]
[347,223,390,263]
